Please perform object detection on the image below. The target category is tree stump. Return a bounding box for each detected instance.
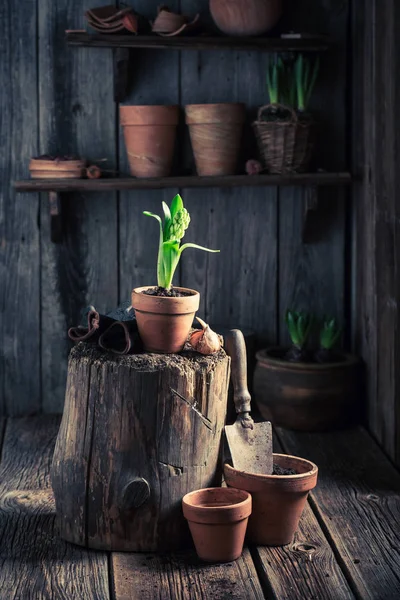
[51,343,231,551]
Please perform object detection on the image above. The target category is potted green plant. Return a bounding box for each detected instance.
[131,194,219,353]
[253,310,361,431]
[252,54,319,173]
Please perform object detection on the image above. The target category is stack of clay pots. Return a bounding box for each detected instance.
[120,103,245,178]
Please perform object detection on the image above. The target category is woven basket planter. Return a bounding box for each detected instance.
[253,104,315,174]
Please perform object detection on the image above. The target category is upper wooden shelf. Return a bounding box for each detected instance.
[66,32,331,53]
[14,172,351,192]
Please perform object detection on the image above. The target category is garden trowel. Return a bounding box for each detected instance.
[224,329,273,475]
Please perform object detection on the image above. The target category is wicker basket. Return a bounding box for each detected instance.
[253,104,314,174]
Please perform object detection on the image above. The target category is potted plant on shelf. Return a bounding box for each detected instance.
[253,310,361,431]
[253,54,319,174]
[131,194,219,353]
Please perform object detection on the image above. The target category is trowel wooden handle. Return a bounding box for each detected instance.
[225,329,252,415]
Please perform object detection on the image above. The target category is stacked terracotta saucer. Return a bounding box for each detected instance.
[85,4,145,34]
[29,156,87,179]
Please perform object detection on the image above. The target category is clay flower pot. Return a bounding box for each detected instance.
[224,454,318,546]
[131,286,200,353]
[120,105,179,178]
[182,487,251,562]
[185,103,245,176]
[253,348,361,431]
[29,157,86,179]
[209,0,282,36]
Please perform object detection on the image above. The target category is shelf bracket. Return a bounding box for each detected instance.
[49,191,62,243]
[302,185,319,243]
[113,48,131,102]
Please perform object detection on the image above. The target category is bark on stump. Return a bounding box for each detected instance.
[51,343,231,551]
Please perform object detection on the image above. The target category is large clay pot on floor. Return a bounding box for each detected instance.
[131,286,200,353]
[253,348,362,431]
[210,0,283,36]
[224,453,318,546]
[120,105,179,178]
[185,103,245,176]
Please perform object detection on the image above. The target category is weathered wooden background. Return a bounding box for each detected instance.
[1,1,348,414]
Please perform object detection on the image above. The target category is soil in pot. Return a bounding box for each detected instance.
[120,105,179,178]
[131,286,200,353]
[142,286,193,298]
[182,487,251,562]
[253,348,361,431]
[210,0,283,36]
[185,103,245,176]
[224,453,318,546]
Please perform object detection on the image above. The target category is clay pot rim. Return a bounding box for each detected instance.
[257,347,361,371]
[131,286,200,316]
[182,487,251,522]
[120,105,180,126]
[224,453,318,481]
[185,103,246,125]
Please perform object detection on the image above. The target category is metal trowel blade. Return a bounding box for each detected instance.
[225,420,273,475]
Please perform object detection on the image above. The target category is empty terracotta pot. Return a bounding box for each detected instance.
[210,0,282,36]
[182,487,251,562]
[131,286,200,353]
[185,103,245,176]
[224,454,318,546]
[120,105,179,178]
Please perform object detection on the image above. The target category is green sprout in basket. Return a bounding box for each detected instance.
[285,310,314,362]
[144,194,219,291]
[294,54,320,113]
[316,317,342,363]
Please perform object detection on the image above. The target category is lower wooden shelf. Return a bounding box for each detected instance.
[14,172,351,192]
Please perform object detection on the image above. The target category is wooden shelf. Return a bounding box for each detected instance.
[14,172,351,192]
[66,32,331,53]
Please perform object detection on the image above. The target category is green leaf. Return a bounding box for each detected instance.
[170,194,183,220]
[162,201,171,240]
[179,243,220,255]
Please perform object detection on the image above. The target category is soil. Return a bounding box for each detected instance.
[314,348,344,364]
[259,106,313,125]
[273,463,297,476]
[285,345,311,363]
[142,286,193,298]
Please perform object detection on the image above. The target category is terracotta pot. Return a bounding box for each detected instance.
[224,454,317,546]
[209,0,282,36]
[131,286,200,353]
[182,487,251,562]
[185,103,245,176]
[120,105,179,178]
[253,348,362,431]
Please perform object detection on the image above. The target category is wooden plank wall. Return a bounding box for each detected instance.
[353,0,400,466]
[0,0,348,415]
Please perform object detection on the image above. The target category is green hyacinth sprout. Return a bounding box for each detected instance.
[144,194,219,290]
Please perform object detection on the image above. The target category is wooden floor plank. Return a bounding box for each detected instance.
[251,436,355,600]
[0,416,110,600]
[277,426,400,600]
[111,549,265,600]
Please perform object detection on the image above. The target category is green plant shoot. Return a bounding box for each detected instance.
[266,56,285,105]
[144,194,219,290]
[285,310,313,348]
[294,54,320,112]
[320,318,342,350]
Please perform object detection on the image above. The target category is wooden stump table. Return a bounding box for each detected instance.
[51,343,231,551]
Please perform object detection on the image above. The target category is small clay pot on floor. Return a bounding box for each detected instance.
[224,454,317,546]
[185,103,245,176]
[182,487,252,562]
[131,286,200,353]
[120,105,179,178]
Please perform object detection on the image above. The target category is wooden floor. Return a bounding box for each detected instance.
[0,417,399,599]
